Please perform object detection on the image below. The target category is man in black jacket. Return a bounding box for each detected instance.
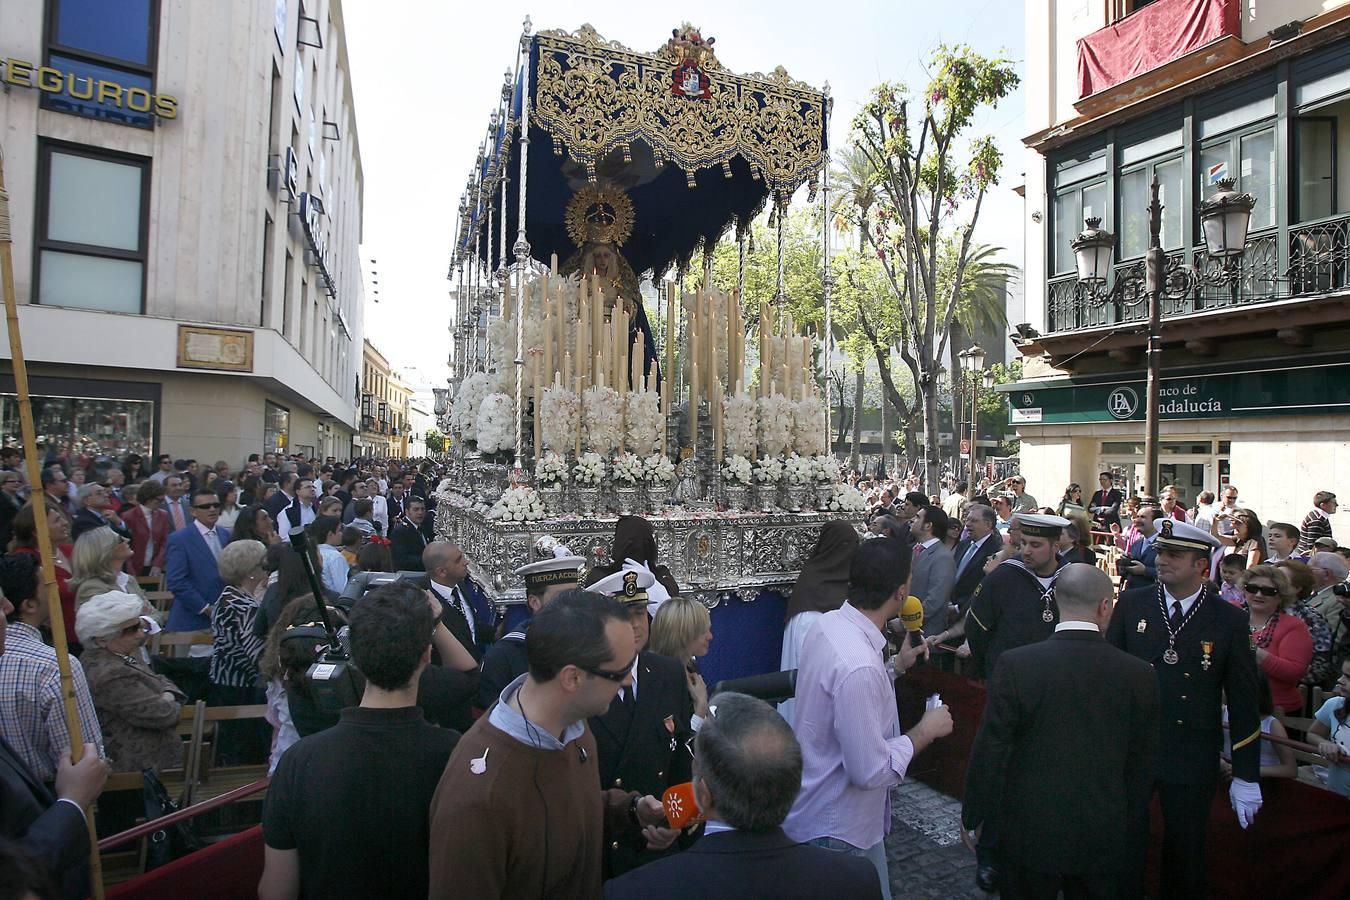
[963,564,1158,898]
[1,592,110,899]
[1088,471,1123,536]
[951,503,1003,612]
[588,569,693,877]
[605,692,881,899]
[1106,519,1263,899]
[390,497,429,571]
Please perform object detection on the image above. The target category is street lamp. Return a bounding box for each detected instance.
[1069,175,1254,498]
[959,342,987,494]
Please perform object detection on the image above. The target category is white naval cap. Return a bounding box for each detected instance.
[589,567,656,607]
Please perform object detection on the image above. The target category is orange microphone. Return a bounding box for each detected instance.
[662,782,705,830]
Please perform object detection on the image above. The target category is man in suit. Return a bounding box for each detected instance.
[417,541,496,663]
[0,590,111,898]
[263,472,300,521]
[588,569,694,877]
[605,691,881,900]
[162,474,192,531]
[164,486,231,631]
[911,506,956,639]
[1106,520,1263,899]
[386,481,407,522]
[951,503,1003,612]
[390,497,430,571]
[1123,504,1163,591]
[1088,471,1123,536]
[70,483,132,542]
[963,564,1158,899]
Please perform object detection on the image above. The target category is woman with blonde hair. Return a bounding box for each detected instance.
[649,595,714,721]
[71,525,148,610]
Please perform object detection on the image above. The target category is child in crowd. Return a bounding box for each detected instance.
[1309,658,1350,798]
[1219,554,1247,606]
[1221,673,1295,780]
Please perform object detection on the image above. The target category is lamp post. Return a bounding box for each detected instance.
[1070,176,1254,498]
[959,343,987,494]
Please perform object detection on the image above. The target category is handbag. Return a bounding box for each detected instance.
[141,767,204,869]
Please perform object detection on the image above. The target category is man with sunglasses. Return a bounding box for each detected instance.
[587,569,694,878]
[1106,519,1262,899]
[164,487,232,632]
[429,590,669,898]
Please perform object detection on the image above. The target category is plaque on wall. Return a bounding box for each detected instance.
[177,326,254,372]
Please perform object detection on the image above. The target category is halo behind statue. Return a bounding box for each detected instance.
[565,183,636,249]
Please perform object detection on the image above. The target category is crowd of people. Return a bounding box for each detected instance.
[0,446,1348,898]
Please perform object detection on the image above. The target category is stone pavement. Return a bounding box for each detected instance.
[885,779,989,899]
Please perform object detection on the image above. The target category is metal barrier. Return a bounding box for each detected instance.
[97,777,270,852]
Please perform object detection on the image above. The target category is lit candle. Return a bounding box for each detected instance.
[563,350,571,393]
[665,283,675,396]
[631,334,643,399]
[532,352,542,454]
[542,313,553,389]
[689,361,699,448]
[574,372,583,456]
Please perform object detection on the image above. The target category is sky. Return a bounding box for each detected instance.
[343,0,1027,388]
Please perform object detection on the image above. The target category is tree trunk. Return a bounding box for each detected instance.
[850,369,863,471]
[923,383,941,495]
[949,321,965,476]
[879,390,889,478]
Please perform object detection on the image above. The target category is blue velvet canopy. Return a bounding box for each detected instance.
[454,24,830,280]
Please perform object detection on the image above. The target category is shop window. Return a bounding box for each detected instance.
[45,0,159,127]
[35,143,148,314]
[1198,126,1277,233]
[264,402,290,454]
[1,394,153,461]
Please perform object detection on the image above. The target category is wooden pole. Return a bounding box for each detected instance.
[0,149,105,896]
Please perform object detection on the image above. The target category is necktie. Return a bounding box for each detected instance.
[622,685,636,712]
[956,541,978,575]
[913,544,925,560]
[170,502,184,530]
[1169,601,1184,630]
[204,529,221,561]
[453,586,476,644]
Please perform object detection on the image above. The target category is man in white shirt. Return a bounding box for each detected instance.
[276,478,318,535]
[309,515,349,594]
[1188,491,1217,532]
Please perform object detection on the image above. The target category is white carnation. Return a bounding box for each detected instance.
[783,452,814,486]
[573,451,606,486]
[624,392,662,455]
[812,454,840,484]
[582,386,623,455]
[756,396,794,457]
[540,387,581,452]
[643,453,676,484]
[721,454,752,485]
[826,484,867,513]
[536,451,569,485]
[722,395,758,458]
[792,397,823,456]
[452,372,494,442]
[612,452,644,485]
[475,392,516,455]
[487,486,546,522]
[753,455,784,484]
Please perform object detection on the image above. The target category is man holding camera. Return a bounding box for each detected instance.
[258,581,461,900]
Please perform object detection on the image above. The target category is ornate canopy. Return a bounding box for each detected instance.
[454,23,829,280]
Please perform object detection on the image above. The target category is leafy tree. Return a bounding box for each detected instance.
[848,45,1018,490]
[425,428,447,454]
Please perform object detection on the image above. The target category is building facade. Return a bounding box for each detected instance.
[1012,0,1350,528]
[0,0,364,467]
[359,339,411,458]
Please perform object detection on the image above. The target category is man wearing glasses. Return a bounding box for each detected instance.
[164,487,232,632]
[428,590,670,898]
[71,483,131,543]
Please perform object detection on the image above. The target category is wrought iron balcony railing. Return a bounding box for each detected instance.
[1045,212,1350,336]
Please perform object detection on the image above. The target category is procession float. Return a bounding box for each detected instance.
[435,20,866,684]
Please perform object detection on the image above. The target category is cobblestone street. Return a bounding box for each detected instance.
[886,780,988,899]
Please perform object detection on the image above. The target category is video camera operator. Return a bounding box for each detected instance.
[258,580,461,900]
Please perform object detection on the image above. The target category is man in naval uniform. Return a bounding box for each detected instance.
[961,512,1070,891]
[965,514,1071,682]
[1106,519,1263,899]
[475,548,585,710]
[587,569,695,878]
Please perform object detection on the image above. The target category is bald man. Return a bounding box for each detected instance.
[963,564,1158,899]
[416,541,496,661]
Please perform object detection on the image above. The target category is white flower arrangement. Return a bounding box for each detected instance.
[722,395,758,458]
[812,454,840,485]
[783,452,814,486]
[540,386,580,452]
[792,397,823,456]
[573,451,606,486]
[826,484,868,513]
[452,372,494,442]
[624,391,662,454]
[475,392,516,455]
[643,453,676,484]
[753,455,784,485]
[582,385,623,454]
[721,454,752,485]
[756,396,794,457]
[488,316,548,389]
[612,452,644,485]
[536,451,569,486]
[486,486,546,522]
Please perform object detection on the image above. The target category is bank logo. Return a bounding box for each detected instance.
[1107,386,1139,420]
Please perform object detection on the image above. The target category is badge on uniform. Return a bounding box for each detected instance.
[1137,619,1147,633]
[1201,640,1213,671]
[664,715,677,752]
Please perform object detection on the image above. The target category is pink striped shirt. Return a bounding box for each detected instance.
[783,601,914,848]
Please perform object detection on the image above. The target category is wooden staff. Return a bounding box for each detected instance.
[0,149,105,896]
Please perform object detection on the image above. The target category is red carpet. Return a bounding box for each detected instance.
[107,825,264,899]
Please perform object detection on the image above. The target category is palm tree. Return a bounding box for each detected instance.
[946,243,1016,468]
[832,148,879,470]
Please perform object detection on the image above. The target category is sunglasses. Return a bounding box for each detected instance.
[119,620,149,636]
[578,654,637,683]
[193,502,221,510]
[1244,584,1280,597]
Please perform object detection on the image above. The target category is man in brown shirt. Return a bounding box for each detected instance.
[428,590,671,898]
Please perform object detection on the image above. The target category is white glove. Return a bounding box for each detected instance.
[1229,778,1262,829]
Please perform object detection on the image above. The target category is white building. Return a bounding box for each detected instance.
[1012,0,1350,528]
[0,0,364,466]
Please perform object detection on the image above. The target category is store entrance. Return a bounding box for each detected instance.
[1099,442,1216,504]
